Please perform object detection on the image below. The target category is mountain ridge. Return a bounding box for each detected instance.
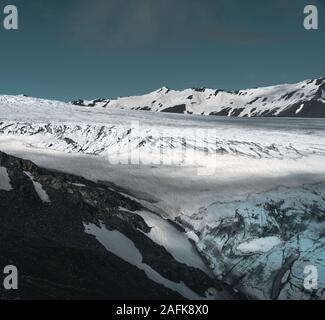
[0,76,324,118]
[71,76,325,117]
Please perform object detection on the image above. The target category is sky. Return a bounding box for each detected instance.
[0,0,324,101]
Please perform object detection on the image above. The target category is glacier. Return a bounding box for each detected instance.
[0,86,325,300]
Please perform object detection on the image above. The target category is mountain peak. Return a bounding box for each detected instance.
[155,86,171,94]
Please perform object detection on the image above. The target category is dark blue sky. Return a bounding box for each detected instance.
[0,0,324,101]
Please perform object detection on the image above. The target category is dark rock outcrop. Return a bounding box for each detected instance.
[0,151,228,300]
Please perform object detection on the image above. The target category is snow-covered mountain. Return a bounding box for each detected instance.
[0,94,69,108]
[71,77,325,117]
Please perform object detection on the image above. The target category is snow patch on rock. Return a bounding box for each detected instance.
[0,166,12,191]
[236,237,282,254]
[83,222,215,300]
[24,171,51,203]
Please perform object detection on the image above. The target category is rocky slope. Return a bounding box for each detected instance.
[71,77,325,117]
[0,151,235,300]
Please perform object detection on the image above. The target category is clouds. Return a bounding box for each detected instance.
[66,0,276,47]
[68,0,163,45]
